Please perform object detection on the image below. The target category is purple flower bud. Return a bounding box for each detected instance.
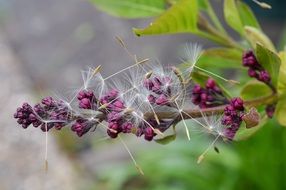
[111,100,125,111]
[79,98,91,109]
[213,86,222,94]
[77,90,96,109]
[207,95,214,102]
[71,122,82,132]
[85,90,94,98]
[223,123,240,140]
[29,113,37,122]
[199,102,207,109]
[248,68,257,78]
[266,104,275,118]
[144,127,155,141]
[231,98,244,111]
[147,94,155,104]
[41,97,55,107]
[152,82,161,93]
[71,119,92,137]
[242,50,258,67]
[107,122,120,138]
[155,94,169,105]
[136,127,144,137]
[41,123,54,132]
[54,123,64,130]
[34,104,45,115]
[154,77,162,85]
[107,112,122,122]
[77,91,86,100]
[122,122,133,133]
[143,79,154,90]
[22,103,31,110]
[258,70,270,83]
[191,94,200,105]
[192,84,202,94]
[206,78,216,89]
[222,115,232,125]
[15,111,23,119]
[107,89,118,99]
[224,105,236,115]
[200,93,207,101]
[21,123,29,129]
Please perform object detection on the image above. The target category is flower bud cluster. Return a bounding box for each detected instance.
[14,97,70,132]
[243,50,277,119]
[77,90,97,109]
[191,78,228,108]
[100,89,134,138]
[71,118,94,137]
[243,50,271,83]
[100,89,169,141]
[222,98,245,140]
[143,76,172,106]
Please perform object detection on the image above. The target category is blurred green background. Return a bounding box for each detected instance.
[0,0,286,190]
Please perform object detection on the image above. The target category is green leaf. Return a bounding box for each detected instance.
[155,134,176,145]
[237,1,260,29]
[198,0,209,10]
[275,52,286,126]
[155,125,176,145]
[168,0,208,10]
[224,0,243,34]
[240,80,272,100]
[255,44,281,87]
[90,0,166,18]
[133,0,198,36]
[196,48,244,69]
[245,26,276,52]
[203,48,243,61]
[197,56,242,69]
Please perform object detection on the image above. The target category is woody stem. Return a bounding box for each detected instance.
[144,93,278,120]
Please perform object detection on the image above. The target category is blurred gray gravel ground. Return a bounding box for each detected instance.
[0,34,78,190]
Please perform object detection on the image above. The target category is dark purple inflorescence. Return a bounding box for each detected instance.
[222,97,245,140]
[71,119,94,137]
[100,89,170,141]
[243,50,271,84]
[191,78,245,140]
[14,97,71,132]
[191,78,229,108]
[14,83,175,141]
[242,50,276,118]
[77,90,97,109]
[143,75,172,106]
